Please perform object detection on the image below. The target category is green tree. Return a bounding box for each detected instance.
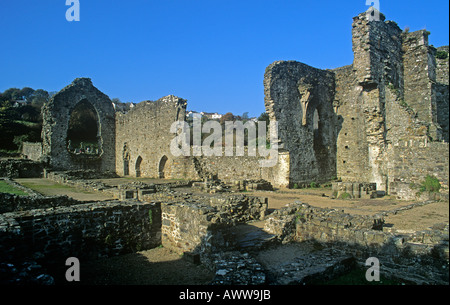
[19,87,35,101]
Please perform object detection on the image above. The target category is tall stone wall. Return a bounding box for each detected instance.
[435,46,449,142]
[332,10,449,193]
[115,95,187,178]
[41,78,116,173]
[115,95,290,187]
[402,30,441,140]
[337,11,405,190]
[334,64,370,182]
[264,61,337,185]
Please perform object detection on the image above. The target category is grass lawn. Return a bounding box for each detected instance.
[0,180,29,196]
[308,267,404,285]
[17,180,89,195]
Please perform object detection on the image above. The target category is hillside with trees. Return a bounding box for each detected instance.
[0,87,51,154]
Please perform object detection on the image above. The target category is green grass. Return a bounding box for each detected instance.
[0,180,29,196]
[18,180,94,195]
[308,268,404,285]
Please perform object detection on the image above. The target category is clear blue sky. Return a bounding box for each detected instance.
[1,0,448,117]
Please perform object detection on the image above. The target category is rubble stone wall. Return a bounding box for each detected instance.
[169,152,290,188]
[0,200,161,267]
[387,140,449,199]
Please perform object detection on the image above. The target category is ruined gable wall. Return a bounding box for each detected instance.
[264,61,337,185]
[115,95,187,178]
[41,78,116,173]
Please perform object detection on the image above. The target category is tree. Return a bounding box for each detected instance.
[1,88,21,101]
[30,89,49,108]
[19,87,35,101]
[220,112,235,125]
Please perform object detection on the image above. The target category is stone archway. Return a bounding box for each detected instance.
[158,155,168,179]
[41,78,116,172]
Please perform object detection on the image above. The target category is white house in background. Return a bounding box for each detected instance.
[211,113,223,120]
[186,111,223,120]
[12,99,29,107]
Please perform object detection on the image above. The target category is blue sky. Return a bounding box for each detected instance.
[1,1,448,117]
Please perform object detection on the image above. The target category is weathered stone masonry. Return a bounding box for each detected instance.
[41,78,116,173]
[264,9,449,197]
[115,95,187,179]
[0,200,161,268]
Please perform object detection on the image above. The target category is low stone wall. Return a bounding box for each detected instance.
[264,202,383,244]
[160,195,268,263]
[161,202,236,260]
[0,200,161,271]
[145,192,268,223]
[170,151,291,189]
[0,193,82,213]
[331,182,378,199]
[0,159,44,178]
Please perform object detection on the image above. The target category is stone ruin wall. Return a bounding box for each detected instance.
[21,142,42,161]
[115,96,290,188]
[436,45,449,142]
[171,151,290,188]
[264,10,449,197]
[0,200,162,277]
[264,61,338,186]
[264,202,449,284]
[40,78,116,173]
[115,95,187,179]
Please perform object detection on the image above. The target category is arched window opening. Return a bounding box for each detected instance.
[67,100,100,155]
[135,156,143,178]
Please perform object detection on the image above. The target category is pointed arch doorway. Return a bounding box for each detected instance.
[158,155,168,179]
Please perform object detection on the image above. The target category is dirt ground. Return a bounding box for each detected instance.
[78,247,214,285]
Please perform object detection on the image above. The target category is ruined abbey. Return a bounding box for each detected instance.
[1,9,449,286]
[27,9,448,200]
